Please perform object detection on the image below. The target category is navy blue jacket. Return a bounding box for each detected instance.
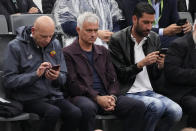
[152,0,179,33]
[3,26,67,102]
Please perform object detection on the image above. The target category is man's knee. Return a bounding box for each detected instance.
[44,106,61,120]
[73,97,97,119]
[116,96,146,115]
[147,99,165,115]
[166,102,182,122]
[66,106,82,120]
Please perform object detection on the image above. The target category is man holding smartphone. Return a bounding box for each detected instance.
[3,16,81,131]
[109,2,182,131]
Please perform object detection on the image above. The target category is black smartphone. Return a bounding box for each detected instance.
[176,18,187,26]
[159,48,168,54]
[51,65,60,70]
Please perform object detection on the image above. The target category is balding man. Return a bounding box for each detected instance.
[3,16,81,131]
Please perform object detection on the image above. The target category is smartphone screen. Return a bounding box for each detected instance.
[159,48,168,54]
[176,18,187,26]
[51,65,60,70]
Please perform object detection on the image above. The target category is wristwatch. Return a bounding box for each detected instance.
[111,95,117,101]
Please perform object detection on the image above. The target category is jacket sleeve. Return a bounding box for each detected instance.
[105,49,120,96]
[109,35,142,84]
[27,0,41,13]
[3,42,40,90]
[164,40,196,86]
[152,0,179,34]
[63,52,99,99]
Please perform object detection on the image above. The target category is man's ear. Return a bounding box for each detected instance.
[31,27,35,35]
[132,15,137,25]
[76,27,80,34]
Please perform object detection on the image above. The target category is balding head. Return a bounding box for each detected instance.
[32,16,55,47]
[34,16,55,31]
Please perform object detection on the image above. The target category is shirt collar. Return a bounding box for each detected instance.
[130,34,148,48]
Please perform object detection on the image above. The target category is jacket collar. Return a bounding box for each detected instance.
[71,38,103,55]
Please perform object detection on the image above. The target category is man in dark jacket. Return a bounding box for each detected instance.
[63,12,146,131]
[3,16,81,131]
[164,20,196,128]
[109,2,182,131]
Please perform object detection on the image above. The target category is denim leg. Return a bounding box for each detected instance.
[126,91,166,131]
[72,96,98,131]
[151,93,182,131]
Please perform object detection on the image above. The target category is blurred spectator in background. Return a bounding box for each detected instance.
[42,0,56,14]
[115,0,192,48]
[53,0,123,48]
[0,0,41,23]
[189,0,196,20]
[115,0,146,27]
[164,20,196,128]
[147,0,192,48]
[177,0,188,12]
[177,0,196,20]
[181,128,196,131]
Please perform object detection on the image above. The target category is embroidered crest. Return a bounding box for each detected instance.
[50,50,56,57]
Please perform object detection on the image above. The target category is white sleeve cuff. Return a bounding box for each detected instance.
[159,28,164,36]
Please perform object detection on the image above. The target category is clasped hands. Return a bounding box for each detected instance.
[95,95,116,111]
[36,62,60,80]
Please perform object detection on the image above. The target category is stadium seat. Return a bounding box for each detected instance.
[10,14,54,34]
[178,12,193,24]
[0,15,9,34]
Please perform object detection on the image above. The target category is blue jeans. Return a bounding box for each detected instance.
[126,90,182,131]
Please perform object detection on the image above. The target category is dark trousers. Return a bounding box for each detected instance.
[181,95,196,128]
[71,95,146,131]
[22,98,82,131]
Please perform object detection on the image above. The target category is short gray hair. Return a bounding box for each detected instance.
[77,12,99,28]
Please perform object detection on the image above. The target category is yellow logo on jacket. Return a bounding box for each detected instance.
[50,50,56,57]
